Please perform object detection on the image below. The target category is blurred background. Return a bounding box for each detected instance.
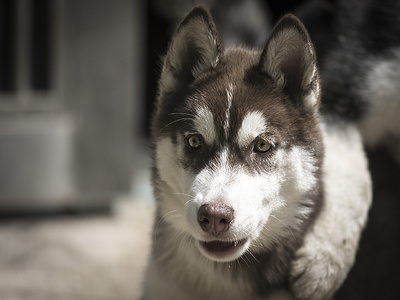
[0,0,399,299]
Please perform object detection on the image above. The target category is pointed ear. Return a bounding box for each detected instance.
[159,5,222,96]
[260,14,320,113]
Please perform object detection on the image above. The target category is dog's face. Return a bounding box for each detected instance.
[152,7,323,263]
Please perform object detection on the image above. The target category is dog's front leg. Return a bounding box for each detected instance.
[289,124,372,300]
[289,225,354,300]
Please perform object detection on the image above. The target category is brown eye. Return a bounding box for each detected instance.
[187,135,202,149]
[254,138,273,153]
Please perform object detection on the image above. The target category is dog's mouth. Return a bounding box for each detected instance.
[198,238,248,262]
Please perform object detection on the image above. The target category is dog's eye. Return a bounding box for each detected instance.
[254,138,273,153]
[187,135,202,149]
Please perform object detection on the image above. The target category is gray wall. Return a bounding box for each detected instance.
[0,0,145,213]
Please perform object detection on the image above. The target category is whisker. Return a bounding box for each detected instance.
[270,214,297,242]
[169,112,196,118]
[172,192,194,197]
[184,199,196,206]
[171,192,196,206]
[178,232,191,254]
[246,249,259,263]
[159,118,192,133]
[154,210,179,244]
[240,255,251,269]
[254,239,265,249]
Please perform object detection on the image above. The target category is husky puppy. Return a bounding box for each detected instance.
[143,6,371,300]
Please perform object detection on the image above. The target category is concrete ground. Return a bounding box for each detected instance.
[0,148,154,300]
[0,198,154,300]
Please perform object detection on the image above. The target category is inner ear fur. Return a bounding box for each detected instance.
[260,14,320,113]
[159,5,223,97]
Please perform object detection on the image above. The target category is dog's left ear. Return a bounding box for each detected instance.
[260,14,320,114]
[159,5,222,97]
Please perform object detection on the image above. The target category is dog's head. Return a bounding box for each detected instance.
[152,6,323,263]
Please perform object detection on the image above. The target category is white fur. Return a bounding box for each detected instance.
[237,111,267,148]
[256,146,318,248]
[224,83,234,137]
[194,106,217,145]
[155,137,191,234]
[186,147,280,258]
[290,122,372,300]
[143,242,256,300]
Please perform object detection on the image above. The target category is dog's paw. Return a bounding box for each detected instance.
[289,236,351,300]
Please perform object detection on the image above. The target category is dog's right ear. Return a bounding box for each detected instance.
[159,6,222,96]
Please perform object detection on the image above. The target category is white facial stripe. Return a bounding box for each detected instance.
[194,107,216,145]
[224,83,234,137]
[237,111,266,148]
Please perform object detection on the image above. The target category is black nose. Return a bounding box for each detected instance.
[197,202,234,236]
